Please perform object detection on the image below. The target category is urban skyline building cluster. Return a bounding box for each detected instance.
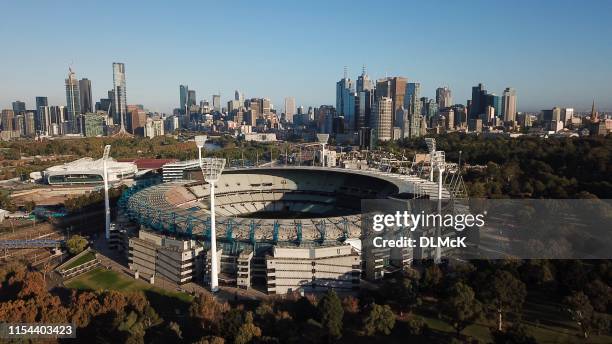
[0,63,609,142]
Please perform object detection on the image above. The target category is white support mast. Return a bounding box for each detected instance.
[103,145,111,240]
[198,135,225,292]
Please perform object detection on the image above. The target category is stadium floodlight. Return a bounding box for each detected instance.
[200,157,226,292]
[103,145,111,240]
[316,134,329,167]
[425,138,436,182]
[194,135,207,167]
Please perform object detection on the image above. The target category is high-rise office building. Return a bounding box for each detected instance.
[356,90,373,130]
[376,77,407,128]
[112,62,127,128]
[79,78,93,113]
[1,109,15,131]
[404,82,421,119]
[356,66,373,93]
[284,97,296,123]
[336,69,355,129]
[486,94,502,118]
[179,85,189,115]
[12,101,26,114]
[372,97,393,141]
[37,106,52,134]
[502,87,517,123]
[35,97,49,133]
[24,111,36,136]
[65,68,81,133]
[35,97,48,110]
[561,108,574,126]
[435,86,452,109]
[187,90,197,108]
[470,83,488,118]
[212,94,221,112]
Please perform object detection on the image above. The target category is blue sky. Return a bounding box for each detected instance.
[1,0,611,113]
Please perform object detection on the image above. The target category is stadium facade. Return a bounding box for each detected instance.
[43,157,138,185]
[116,166,456,294]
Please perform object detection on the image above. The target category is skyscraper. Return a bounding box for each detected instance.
[376,77,407,128]
[35,97,48,110]
[179,85,189,115]
[188,90,197,108]
[65,67,81,133]
[336,68,355,129]
[234,90,243,102]
[284,97,296,123]
[435,86,452,109]
[502,87,517,123]
[356,89,373,130]
[112,62,127,128]
[372,97,393,141]
[12,101,26,114]
[405,83,422,136]
[356,66,373,93]
[212,94,221,112]
[35,97,49,133]
[470,83,488,118]
[486,94,502,118]
[1,109,15,131]
[79,78,93,113]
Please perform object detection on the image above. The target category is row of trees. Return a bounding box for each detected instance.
[1,258,609,343]
[387,133,611,199]
[0,260,397,343]
[375,258,611,341]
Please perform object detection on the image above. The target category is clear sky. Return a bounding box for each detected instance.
[1,0,610,113]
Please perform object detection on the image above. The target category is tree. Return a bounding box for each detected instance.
[584,279,611,313]
[23,200,36,213]
[362,303,395,336]
[443,281,482,337]
[66,235,88,255]
[421,264,443,292]
[317,290,344,340]
[189,293,229,334]
[481,270,526,331]
[564,291,594,339]
[234,312,261,344]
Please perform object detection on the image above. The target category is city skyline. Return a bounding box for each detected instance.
[1,0,611,113]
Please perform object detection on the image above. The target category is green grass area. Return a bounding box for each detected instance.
[406,296,612,344]
[63,251,97,270]
[65,267,193,303]
[65,267,194,321]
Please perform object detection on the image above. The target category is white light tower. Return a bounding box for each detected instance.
[102,145,111,240]
[194,135,207,167]
[431,149,446,264]
[316,133,329,167]
[200,157,226,292]
[425,138,436,182]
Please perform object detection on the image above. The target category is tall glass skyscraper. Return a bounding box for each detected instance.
[79,78,93,113]
[65,68,81,133]
[112,62,127,128]
[179,85,189,115]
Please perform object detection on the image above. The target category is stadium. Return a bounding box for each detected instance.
[117,164,458,294]
[43,157,138,185]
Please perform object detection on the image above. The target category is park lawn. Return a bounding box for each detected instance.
[65,267,193,303]
[408,294,612,344]
[63,251,97,270]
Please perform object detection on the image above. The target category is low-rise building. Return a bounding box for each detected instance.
[128,230,203,284]
[265,244,360,294]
